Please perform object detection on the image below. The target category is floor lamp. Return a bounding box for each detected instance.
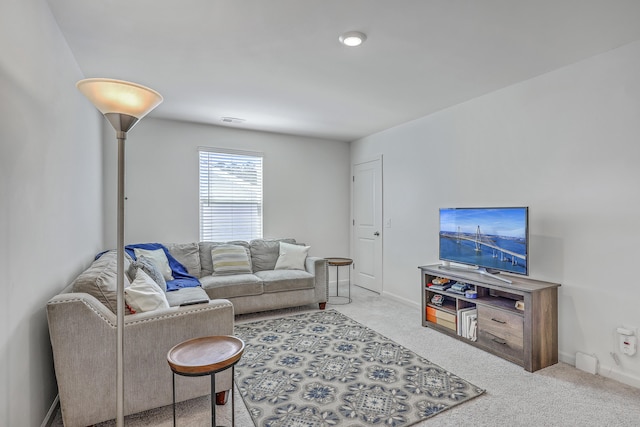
[77,78,163,426]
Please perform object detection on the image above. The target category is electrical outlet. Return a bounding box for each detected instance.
[620,335,637,356]
[617,326,637,356]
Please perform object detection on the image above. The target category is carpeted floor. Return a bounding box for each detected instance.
[50,285,640,426]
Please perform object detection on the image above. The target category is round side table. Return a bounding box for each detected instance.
[325,257,353,304]
[167,335,245,426]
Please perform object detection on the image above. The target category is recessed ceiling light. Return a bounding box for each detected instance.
[221,117,246,124]
[339,31,367,47]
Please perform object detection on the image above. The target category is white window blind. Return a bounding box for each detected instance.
[199,148,263,241]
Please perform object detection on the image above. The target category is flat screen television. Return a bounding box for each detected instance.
[439,207,529,279]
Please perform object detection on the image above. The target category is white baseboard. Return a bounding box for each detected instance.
[559,351,640,389]
[381,290,421,309]
[41,394,59,427]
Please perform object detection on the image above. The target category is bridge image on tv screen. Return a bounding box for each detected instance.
[439,207,528,275]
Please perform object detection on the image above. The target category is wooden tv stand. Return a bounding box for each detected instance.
[419,264,560,372]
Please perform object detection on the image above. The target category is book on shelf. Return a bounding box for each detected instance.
[456,307,477,341]
[429,284,452,291]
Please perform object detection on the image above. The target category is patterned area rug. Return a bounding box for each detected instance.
[234,310,484,426]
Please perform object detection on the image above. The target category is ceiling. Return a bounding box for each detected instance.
[47,0,640,142]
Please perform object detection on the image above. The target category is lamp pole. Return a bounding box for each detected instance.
[105,114,138,427]
[115,130,126,426]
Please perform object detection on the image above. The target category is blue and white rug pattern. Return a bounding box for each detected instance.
[234,310,484,426]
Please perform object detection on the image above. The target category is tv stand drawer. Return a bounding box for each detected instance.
[477,305,523,362]
[477,330,524,363]
[477,306,523,340]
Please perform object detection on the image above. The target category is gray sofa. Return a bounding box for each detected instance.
[47,238,327,426]
[171,238,328,314]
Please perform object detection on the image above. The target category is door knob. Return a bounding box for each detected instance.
[374,231,380,236]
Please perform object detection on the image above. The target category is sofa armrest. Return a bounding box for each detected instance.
[306,256,327,303]
[47,292,234,426]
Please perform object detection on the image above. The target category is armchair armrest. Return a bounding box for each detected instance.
[306,256,327,303]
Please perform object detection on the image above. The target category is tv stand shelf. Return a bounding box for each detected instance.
[419,264,560,372]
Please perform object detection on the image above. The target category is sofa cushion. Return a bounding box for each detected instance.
[212,245,253,276]
[164,286,210,307]
[250,238,296,272]
[71,250,131,314]
[199,241,250,277]
[133,248,173,281]
[128,255,167,292]
[200,274,263,299]
[124,269,170,313]
[166,242,201,278]
[275,242,310,271]
[254,270,314,293]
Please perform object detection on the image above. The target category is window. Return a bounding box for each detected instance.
[199,148,263,241]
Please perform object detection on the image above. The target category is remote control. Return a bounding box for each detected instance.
[179,299,209,306]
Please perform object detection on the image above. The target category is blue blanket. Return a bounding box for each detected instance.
[123,243,201,291]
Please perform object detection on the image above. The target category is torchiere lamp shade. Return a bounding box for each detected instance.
[76,78,163,131]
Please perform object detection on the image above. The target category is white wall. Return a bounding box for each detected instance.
[103,118,351,260]
[0,1,104,425]
[352,40,640,387]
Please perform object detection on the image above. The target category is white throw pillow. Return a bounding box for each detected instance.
[134,248,174,281]
[124,269,170,313]
[274,242,310,271]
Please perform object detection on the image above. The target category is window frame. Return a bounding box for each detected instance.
[198,147,264,242]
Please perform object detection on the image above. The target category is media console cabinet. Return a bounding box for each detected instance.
[420,264,560,372]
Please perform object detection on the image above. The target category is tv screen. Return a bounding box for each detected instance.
[439,207,528,276]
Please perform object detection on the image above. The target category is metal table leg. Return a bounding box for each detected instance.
[231,366,235,426]
[211,372,216,426]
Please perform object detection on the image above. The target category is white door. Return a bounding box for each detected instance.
[352,158,383,293]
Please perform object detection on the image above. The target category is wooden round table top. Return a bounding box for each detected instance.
[167,335,245,376]
[325,257,353,266]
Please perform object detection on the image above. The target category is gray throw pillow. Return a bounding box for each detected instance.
[127,255,167,292]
